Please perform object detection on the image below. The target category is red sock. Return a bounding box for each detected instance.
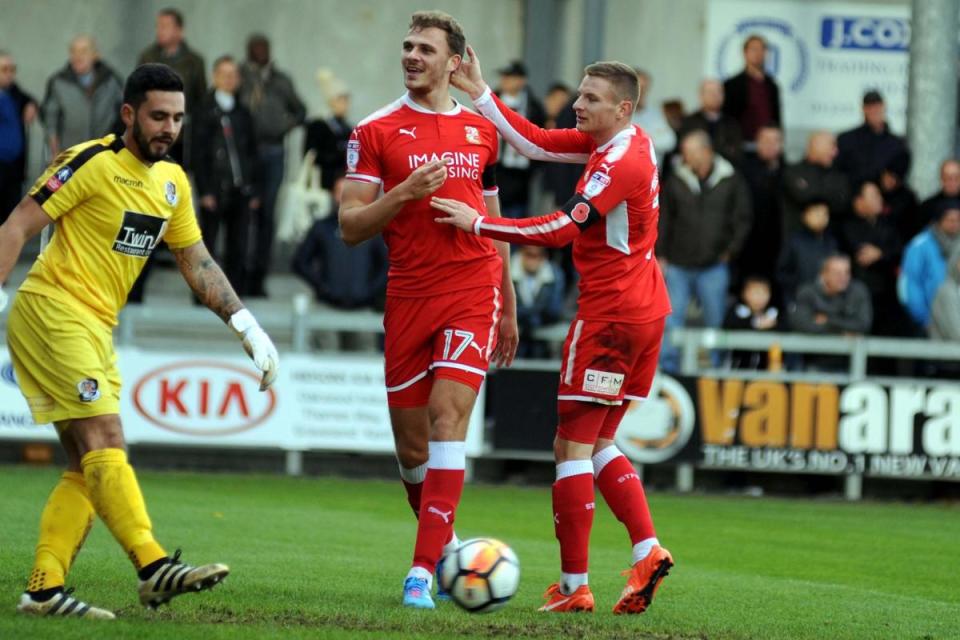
[401,479,423,518]
[594,449,655,544]
[403,478,456,545]
[412,442,465,573]
[553,462,596,574]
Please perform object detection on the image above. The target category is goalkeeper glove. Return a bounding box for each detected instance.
[228,309,279,391]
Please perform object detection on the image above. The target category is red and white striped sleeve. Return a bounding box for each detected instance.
[473,87,592,164]
[470,193,603,248]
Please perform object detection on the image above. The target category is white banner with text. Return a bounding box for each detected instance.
[705,0,910,133]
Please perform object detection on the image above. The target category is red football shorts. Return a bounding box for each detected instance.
[384,286,502,408]
[556,316,665,443]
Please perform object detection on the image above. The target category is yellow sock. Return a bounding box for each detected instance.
[80,448,166,570]
[27,472,94,592]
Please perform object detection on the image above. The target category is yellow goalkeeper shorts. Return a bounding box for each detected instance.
[7,291,121,425]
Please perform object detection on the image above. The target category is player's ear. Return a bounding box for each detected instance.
[120,103,135,129]
[448,53,462,73]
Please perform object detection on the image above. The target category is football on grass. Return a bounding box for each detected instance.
[438,537,520,613]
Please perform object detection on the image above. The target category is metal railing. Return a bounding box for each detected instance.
[670,328,960,380]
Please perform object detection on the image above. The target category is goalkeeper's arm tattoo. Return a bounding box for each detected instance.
[171,241,245,322]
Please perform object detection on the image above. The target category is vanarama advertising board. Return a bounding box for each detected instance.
[616,374,960,480]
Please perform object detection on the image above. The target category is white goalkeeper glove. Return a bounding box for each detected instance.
[229,309,279,391]
[0,287,8,313]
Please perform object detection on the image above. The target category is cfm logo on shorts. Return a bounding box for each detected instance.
[615,373,695,464]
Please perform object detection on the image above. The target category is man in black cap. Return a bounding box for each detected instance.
[494,60,545,218]
[836,90,910,188]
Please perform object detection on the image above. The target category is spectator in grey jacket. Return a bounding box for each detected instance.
[658,129,752,372]
[791,254,872,371]
[930,245,960,341]
[41,35,122,156]
[240,33,307,297]
[137,7,206,167]
[791,254,872,335]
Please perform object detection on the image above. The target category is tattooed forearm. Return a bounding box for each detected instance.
[172,242,245,322]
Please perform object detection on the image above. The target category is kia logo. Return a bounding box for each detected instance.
[133,361,276,436]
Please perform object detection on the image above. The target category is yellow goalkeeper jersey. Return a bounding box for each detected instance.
[22,134,202,326]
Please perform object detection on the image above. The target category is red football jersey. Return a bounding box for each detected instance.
[346,94,502,297]
[469,89,671,324]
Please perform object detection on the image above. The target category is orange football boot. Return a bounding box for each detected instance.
[538,583,595,613]
[612,545,673,614]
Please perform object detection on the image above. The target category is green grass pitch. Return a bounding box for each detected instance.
[0,465,957,639]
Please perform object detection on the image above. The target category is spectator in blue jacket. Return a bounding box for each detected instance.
[292,176,388,311]
[898,200,960,331]
[512,245,565,358]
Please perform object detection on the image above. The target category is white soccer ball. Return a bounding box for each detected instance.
[438,537,520,613]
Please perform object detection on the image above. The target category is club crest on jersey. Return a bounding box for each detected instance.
[113,210,168,257]
[346,140,360,173]
[464,125,481,144]
[584,171,611,198]
[77,378,101,403]
[164,181,178,206]
[45,166,73,193]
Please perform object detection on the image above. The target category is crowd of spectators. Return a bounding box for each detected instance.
[2,18,959,367]
[500,34,960,372]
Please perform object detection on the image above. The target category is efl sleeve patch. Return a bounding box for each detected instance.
[561,194,601,231]
[583,170,612,198]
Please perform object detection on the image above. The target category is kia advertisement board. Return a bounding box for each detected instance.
[0,348,485,456]
[705,0,909,133]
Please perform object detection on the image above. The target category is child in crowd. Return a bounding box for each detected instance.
[723,276,780,369]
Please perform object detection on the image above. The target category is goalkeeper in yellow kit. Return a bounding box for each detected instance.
[0,64,279,620]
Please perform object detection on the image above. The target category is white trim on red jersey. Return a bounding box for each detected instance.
[564,319,585,385]
[485,286,502,359]
[475,214,575,238]
[430,361,488,377]
[356,95,407,127]
[386,369,430,393]
[402,92,463,116]
[557,394,622,406]
[345,172,382,185]
[605,202,630,255]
